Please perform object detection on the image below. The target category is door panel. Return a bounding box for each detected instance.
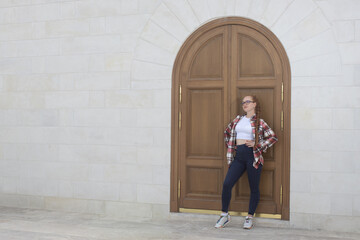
[180,26,229,210]
[187,89,223,157]
[239,35,274,77]
[231,24,282,214]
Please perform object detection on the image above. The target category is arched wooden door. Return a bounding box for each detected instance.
[171,18,291,220]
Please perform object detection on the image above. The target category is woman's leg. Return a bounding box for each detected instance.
[221,158,246,213]
[246,161,262,215]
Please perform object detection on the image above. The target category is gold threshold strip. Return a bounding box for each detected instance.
[179,208,281,219]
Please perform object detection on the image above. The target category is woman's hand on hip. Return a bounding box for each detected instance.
[245,140,255,147]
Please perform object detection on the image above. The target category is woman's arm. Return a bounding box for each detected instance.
[256,119,278,153]
[224,121,234,148]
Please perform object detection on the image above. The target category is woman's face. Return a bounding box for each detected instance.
[242,96,256,113]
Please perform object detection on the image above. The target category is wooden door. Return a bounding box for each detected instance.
[171,18,290,220]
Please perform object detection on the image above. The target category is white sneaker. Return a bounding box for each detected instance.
[243,216,253,229]
[214,214,230,228]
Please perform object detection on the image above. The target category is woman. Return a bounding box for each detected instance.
[215,95,278,229]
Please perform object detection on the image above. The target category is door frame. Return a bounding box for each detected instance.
[170,17,291,220]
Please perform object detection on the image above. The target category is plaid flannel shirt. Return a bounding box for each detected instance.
[224,114,278,169]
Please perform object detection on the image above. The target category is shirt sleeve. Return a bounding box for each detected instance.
[224,121,233,148]
[256,119,278,153]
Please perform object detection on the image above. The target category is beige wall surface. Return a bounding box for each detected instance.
[0,0,359,233]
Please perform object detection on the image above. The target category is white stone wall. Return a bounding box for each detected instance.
[0,0,359,232]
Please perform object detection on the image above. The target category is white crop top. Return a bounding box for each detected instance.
[235,117,254,140]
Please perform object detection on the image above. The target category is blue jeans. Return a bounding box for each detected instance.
[221,144,262,215]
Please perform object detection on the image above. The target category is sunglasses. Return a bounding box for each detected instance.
[242,100,254,105]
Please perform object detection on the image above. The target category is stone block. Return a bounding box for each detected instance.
[330,151,357,173]
[339,43,360,64]
[311,172,359,194]
[311,86,360,108]
[58,181,73,198]
[3,74,59,91]
[136,108,170,128]
[1,176,18,194]
[106,15,150,34]
[1,144,17,159]
[291,87,312,107]
[73,182,119,201]
[74,109,119,127]
[0,58,32,74]
[331,195,353,216]
[105,53,132,71]
[151,3,189,42]
[62,35,137,54]
[312,130,359,151]
[152,166,170,185]
[88,54,105,72]
[60,1,76,18]
[234,0,252,17]
[121,0,138,14]
[187,0,211,23]
[290,171,311,193]
[317,0,360,21]
[58,109,74,126]
[141,21,181,54]
[290,192,331,214]
[292,108,332,130]
[119,109,138,127]
[0,7,15,24]
[89,17,106,34]
[0,41,17,57]
[290,130,312,151]
[102,164,153,184]
[207,0,228,19]
[137,146,170,166]
[152,203,170,219]
[105,90,154,108]
[0,23,33,40]
[17,177,58,197]
[131,80,171,90]
[15,3,60,22]
[287,30,337,62]
[17,144,58,161]
[292,53,341,76]
[119,183,137,202]
[45,19,89,37]
[291,150,332,172]
[281,9,331,49]
[89,92,105,108]
[247,0,270,22]
[134,39,175,66]
[45,55,88,73]
[272,0,317,37]
[137,184,169,204]
[163,0,199,32]
[261,0,293,27]
[45,92,89,108]
[332,109,355,129]
[138,0,162,14]
[58,145,136,164]
[333,20,355,42]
